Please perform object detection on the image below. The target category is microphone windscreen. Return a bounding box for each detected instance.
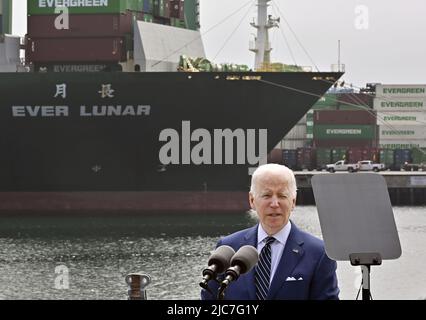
[230,245,259,274]
[208,245,235,274]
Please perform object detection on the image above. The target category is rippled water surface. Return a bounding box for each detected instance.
[0,207,425,300]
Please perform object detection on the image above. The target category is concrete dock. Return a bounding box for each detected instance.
[295,171,426,206]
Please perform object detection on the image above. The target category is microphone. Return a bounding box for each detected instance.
[218,245,259,299]
[199,245,235,292]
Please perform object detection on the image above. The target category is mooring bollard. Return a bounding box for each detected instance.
[125,273,151,300]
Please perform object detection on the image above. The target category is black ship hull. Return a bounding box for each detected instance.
[0,71,341,213]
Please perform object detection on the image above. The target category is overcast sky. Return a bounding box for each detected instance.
[11,0,426,88]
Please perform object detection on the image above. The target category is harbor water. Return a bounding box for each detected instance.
[0,206,425,300]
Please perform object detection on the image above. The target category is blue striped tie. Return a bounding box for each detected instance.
[255,236,275,300]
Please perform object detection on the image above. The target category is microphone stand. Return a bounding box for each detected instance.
[217,265,241,300]
[199,265,219,296]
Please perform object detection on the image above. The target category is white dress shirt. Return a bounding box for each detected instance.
[257,221,292,285]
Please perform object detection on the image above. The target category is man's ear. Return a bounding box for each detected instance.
[249,192,256,209]
[292,196,296,210]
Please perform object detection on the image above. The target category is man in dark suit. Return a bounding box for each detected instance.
[201,163,339,300]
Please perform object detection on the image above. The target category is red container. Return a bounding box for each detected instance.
[26,37,127,63]
[267,149,283,164]
[314,110,377,125]
[164,1,171,17]
[27,13,133,38]
[346,147,380,163]
[296,147,316,170]
[169,0,185,19]
[132,10,145,21]
[348,147,364,163]
[362,147,380,162]
[337,93,374,107]
[313,139,377,149]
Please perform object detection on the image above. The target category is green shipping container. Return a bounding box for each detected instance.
[170,17,186,28]
[153,0,165,17]
[338,103,365,111]
[331,148,348,162]
[143,13,153,22]
[379,149,394,167]
[28,0,141,15]
[312,94,339,109]
[316,148,332,168]
[314,125,376,140]
[411,148,426,163]
[184,0,199,30]
[1,0,12,34]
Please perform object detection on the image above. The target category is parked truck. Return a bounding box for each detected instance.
[326,160,360,173]
[402,162,426,171]
[358,160,386,172]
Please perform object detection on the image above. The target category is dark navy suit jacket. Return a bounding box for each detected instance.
[201,222,339,300]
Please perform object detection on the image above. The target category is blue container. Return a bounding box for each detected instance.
[143,0,153,13]
[296,147,316,170]
[393,149,412,170]
[283,149,298,170]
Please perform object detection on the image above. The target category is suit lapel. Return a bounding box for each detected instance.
[267,223,305,299]
[239,225,258,300]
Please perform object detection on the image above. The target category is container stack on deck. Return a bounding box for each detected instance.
[271,85,426,170]
[312,109,378,149]
[375,84,426,150]
[276,114,309,150]
[25,0,197,72]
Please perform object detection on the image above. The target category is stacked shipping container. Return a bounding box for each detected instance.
[315,148,331,169]
[374,84,426,149]
[296,147,316,170]
[25,0,196,70]
[305,92,375,146]
[412,148,426,164]
[276,113,309,149]
[25,1,194,26]
[313,110,378,148]
[337,92,374,110]
[269,86,426,170]
[26,0,141,70]
[273,91,380,168]
[266,146,425,171]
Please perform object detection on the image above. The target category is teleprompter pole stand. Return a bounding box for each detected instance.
[349,253,382,300]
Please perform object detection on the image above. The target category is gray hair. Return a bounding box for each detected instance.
[249,163,297,198]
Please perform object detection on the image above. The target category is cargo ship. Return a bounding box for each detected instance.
[0,0,341,213]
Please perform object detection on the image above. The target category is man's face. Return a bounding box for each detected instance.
[249,171,296,235]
